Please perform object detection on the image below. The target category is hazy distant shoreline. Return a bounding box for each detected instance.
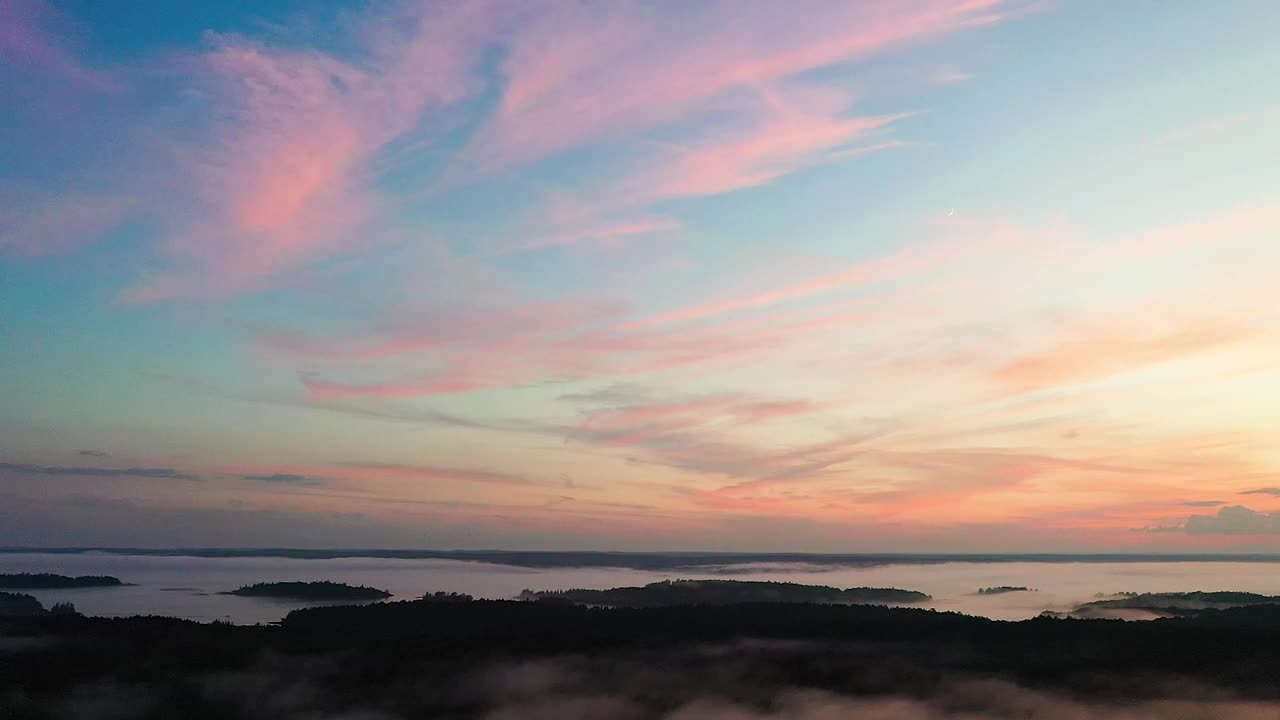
[6,547,1280,570]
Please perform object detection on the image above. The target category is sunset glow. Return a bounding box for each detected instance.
[2,0,1278,551]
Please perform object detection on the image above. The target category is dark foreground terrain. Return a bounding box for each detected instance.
[7,597,1280,719]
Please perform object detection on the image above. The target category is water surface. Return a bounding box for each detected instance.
[5,552,1280,624]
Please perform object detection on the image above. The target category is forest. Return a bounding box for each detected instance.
[7,594,1280,718]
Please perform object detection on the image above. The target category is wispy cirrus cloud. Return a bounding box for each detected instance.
[6,0,1024,295]
[277,296,858,400]
[992,314,1264,394]
[462,0,1009,256]
[467,0,1013,174]
[121,4,493,301]
[569,392,824,448]
[250,200,1278,410]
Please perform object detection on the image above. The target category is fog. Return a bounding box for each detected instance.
[7,552,1280,623]
[25,646,1280,720]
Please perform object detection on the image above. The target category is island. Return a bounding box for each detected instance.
[222,581,392,601]
[1063,590,1280,618]
[0,573,125,589]
[517,579,930,607]
[977,585,1034,595]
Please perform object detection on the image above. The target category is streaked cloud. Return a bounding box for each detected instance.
[337,461,541,487]
[241,473,326,486]
[0,462,197,482]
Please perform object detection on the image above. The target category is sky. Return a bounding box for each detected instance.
[1,0,1278,552]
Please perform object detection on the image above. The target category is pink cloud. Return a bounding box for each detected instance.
[272,269,926,401]
[9,0,1023,296]
[261,202,1280,403]
[261,283,892,400]
[295,322,779,400]
[459,0,1015,257]
[571,393,823,448]
[120,5,493,300]
[493,215,683,256]
[469,0,1011,173]
[620,97,908,205]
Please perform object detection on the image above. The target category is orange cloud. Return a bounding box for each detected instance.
[994,314,1264,394]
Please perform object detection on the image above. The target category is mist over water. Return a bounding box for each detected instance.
[7,552,1280,624]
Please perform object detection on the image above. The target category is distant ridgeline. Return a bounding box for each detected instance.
[17,548,1280,570]
[0,573,124,589]
[0,591,78,617]
[977,586,1034,595]
[224,581,391,601]
[519,579,931,607]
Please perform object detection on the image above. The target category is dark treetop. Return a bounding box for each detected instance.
[519,579,930,607]
[0,573,124,589]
